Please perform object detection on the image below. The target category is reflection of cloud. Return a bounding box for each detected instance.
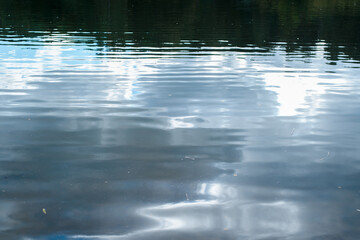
[0,33,155,101]
[6,34,347,119]
[0,35,74,93]
[197,183,301,236]
[264,70,322,116]
[101,58,159,101]
[135,200,219,232]
[259,43,347,117]
[137,198,300,236]
[71,181,301,240]
[0,47,38,93]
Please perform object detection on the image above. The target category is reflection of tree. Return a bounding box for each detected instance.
[0,0,359,60]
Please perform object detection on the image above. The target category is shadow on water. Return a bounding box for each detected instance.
[1,0,360,239]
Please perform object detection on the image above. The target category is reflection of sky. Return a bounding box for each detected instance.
[261,42,349,117]
[1,34,357,119]
[1,33,360,239]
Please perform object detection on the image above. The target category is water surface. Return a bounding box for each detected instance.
[1,1,360,239]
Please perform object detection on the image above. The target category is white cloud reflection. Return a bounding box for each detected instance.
[1,35,352,120]
[72,184,301,240]
[260,43,347,117]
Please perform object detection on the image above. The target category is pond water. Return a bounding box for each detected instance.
[1,0,360,239]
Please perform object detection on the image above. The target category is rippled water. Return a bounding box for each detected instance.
[1,1,360,239]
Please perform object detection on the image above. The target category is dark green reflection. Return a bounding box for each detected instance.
[1,0,360,60]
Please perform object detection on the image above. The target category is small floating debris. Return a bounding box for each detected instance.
[357,209,360,212]
[42,208,47,214]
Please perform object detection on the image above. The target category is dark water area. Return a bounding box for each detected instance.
[1,0,360,239]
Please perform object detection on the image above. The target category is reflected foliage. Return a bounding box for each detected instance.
[1,0,360,60]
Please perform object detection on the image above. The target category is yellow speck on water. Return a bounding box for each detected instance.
[233,173,238,177]
[42,208,47,214]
